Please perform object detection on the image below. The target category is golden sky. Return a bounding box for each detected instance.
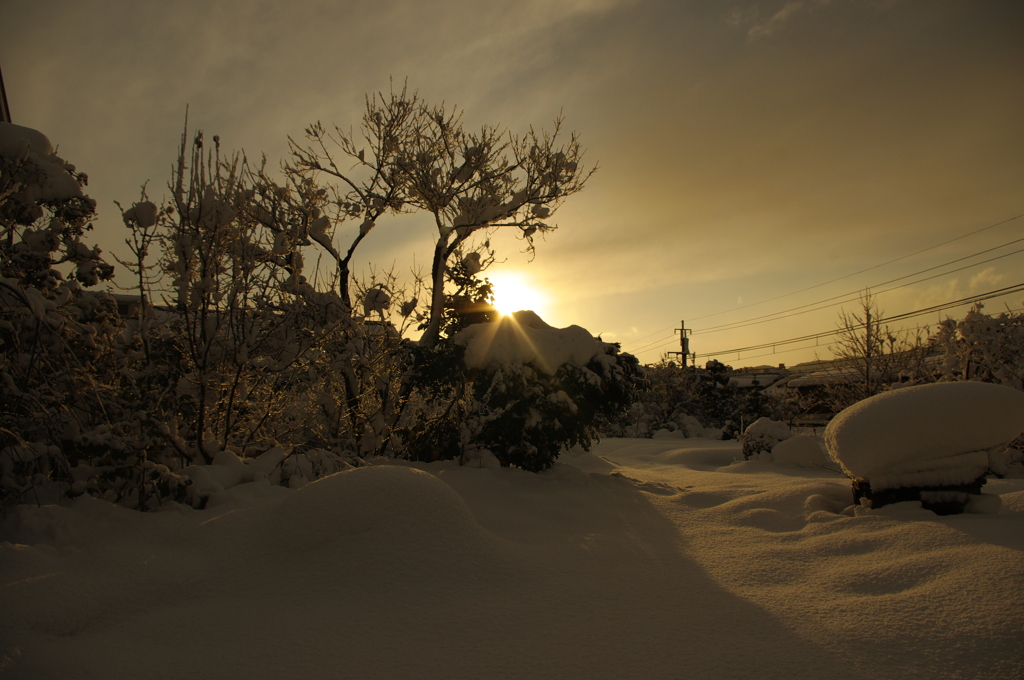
[2,0,1022,367]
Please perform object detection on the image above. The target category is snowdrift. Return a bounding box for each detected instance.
[2,439,1023,680]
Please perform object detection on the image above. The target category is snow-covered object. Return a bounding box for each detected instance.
[462,251,482,275]
[824,382,1024,490]
[121,201,159,229]
[363,286,390,316]
[399,297,418,317]
[0,123,53,157]
[741,417,791,460]
[0,122,83,203]
[772,435,831,469]
[681,415,705,438]
[453,310,611,375]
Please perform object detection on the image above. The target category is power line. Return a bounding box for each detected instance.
[693,237,1024,336]
[688,212,1024,324]
[693,281,1024,360]
[621,324,677,349]
[627,212,1024,360]
[625,333,679,355]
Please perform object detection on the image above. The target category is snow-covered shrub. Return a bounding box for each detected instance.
[0,123,114,289]
[741,417,792,460]
[934,303,1024,389]
[824,382,1024,514]
[140,128,396,467]
[0,123,122,510]
[402,313,642,471]
[3,87,604,510]
[466,353,639,471]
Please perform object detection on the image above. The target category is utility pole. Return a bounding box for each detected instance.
[0,64,11,124]
[667,319,692,367]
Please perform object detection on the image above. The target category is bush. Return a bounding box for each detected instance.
[1,89,609,512]
[402,318,642,472]
[604,359,783,440]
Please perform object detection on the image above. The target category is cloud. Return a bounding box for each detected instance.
[726,0,859,38]
[969,267,1005,293]
[2,0,1022,368]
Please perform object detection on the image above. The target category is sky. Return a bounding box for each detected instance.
[2,0,1022,368]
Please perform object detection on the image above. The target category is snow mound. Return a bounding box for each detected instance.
[824,381,1024,490]
[741,417,791,460]
[772,435,831,469]
[681,415,705,438]
[453,310,610,375]
[269,465,485,542]
[561,451,621,474]
[196,466,500,570]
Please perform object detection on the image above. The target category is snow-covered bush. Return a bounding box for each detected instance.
[741,417,792,460]
[0,123,113,289]
[2,86,603,512]
[0,122,122,509]
[402,312,642,471]
[824,381,1024,514]
[934,303,1024,389]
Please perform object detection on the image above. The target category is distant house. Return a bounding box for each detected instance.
[727,364,790,391]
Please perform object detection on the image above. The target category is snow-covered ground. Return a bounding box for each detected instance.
[2,437,1022,680]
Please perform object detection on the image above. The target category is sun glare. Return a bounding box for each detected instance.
[490,272,548,318]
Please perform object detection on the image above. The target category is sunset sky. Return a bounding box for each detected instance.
[3,0,1022,367]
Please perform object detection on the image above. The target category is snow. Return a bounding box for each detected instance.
[461,251,482,275]
[741,416,792,459]
[363,286,391,316]
[0,122,83,203]
[453,310,610,375]
[772,434,834,469]
[3,437,1023,680]
[825,381,1024,490]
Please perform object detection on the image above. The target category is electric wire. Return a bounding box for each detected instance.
[621,324,678,348]
[718,305,1024,365]
[693,282,1024,360]
[626,332,680,354]
[624,213,1024,358]
[686,212,1024,323]
[693,236,1024,335]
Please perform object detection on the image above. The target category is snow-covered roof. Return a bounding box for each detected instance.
[728,373,785,389]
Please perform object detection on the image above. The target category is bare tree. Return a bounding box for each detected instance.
[284,85,423,311]
[397,106,594,346]
[286,86,594,344]
[825,290,932,409]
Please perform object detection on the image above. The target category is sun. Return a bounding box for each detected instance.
[489,271,548,318]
